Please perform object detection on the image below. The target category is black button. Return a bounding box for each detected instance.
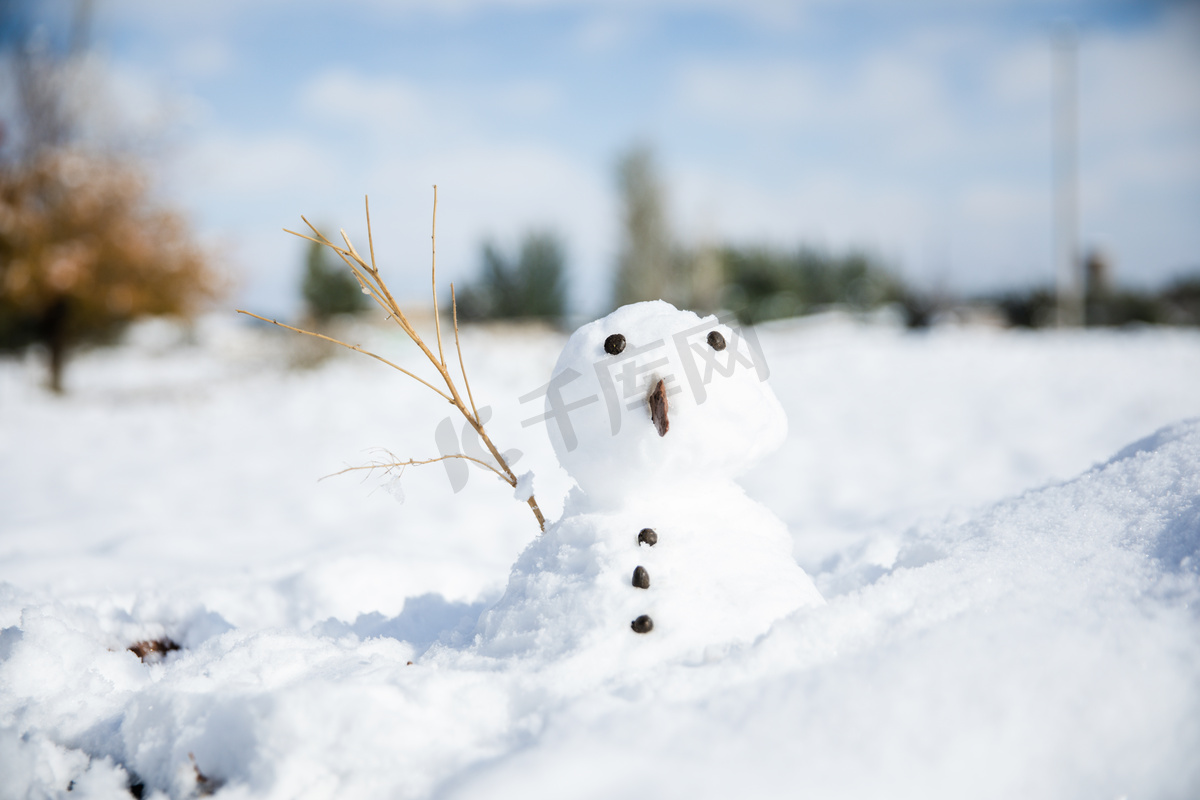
[632,566,650,589]
[604,333,626,355]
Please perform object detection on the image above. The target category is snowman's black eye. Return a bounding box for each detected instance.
[706,331,726,351]
[604,333,626,355]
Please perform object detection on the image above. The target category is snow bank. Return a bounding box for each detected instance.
[2,318,1200,798]
[3,416,1198,798]
[447,420,1200,799]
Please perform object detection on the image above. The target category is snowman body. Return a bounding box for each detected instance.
[476,301,822,664]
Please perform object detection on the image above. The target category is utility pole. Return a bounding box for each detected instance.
[1053,26,1082,327]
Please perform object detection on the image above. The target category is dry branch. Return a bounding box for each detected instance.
[237,189,546,532]
[325,452,506,482]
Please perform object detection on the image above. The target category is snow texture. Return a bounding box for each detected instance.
[479,301,822,664]
[511,471,534,503]
[1,311,1199,799]
[544,301,786,507]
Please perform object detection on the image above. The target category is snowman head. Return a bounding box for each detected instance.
[540,301,786,505]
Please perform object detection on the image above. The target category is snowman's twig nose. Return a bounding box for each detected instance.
[648,378,669,437]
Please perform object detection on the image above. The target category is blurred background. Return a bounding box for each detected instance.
[3,0,1199,357]
[2,0,1200,639]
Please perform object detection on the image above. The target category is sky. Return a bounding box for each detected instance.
[18,0,1200,316]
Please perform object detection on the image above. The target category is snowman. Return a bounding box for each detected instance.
[474,301,823,666]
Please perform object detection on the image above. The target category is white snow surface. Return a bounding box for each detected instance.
[477,481,824,666]
[2,311,1200,799]
[475,301,822,665]
[544,301,787,506]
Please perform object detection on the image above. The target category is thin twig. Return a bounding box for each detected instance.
[234,310,449,400]
[324,453,508,482]
[268,194,548,532]
[339,229,358,260]
[290,220,423,349]
[451,283,480,421]
[286,226,385,309]
[365,196,377,272]
[431,185,446,368]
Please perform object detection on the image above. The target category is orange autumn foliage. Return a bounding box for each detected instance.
[0,148,222,389]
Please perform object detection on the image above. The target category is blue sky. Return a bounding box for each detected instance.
[34,0,1200,315]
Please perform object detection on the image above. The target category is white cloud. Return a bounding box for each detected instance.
[669,162,946,282]
[365,144,615,312]
[666,8,1200,289]
[174,38,235,79]
[1081,7,1200,146]
[298,69,562,146]
[103,0,811,44]
[988,39,1048,107]
[94,0,1200,304]
[961,183,1046,224]
[164,120,614,314]
[299,70,433,136]
[492,81,562,116]
[673,51,960,167]
[62,55,181,147]
[1075,7,1200,282]
[676,61,816,128]
[573,14,639,54]
[160,130,354,313]
[180,132,341,196]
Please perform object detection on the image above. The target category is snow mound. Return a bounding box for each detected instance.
[3,417,1198,797]
[447,418,1200,799]
[474,483,823,669]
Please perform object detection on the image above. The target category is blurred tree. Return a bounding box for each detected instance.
[991,250,1180,330]
[0,0,221,392]
[994,283,1169,329]
[0,150,220,391]
[1162,272,1200,326]
[301,235,366,321]
[612,145,722,313]
[1079,249,1168,327]
[683,243,723,314]
[719,245,905,325]
[993,287,1066,328]
[613,146,674,308]
[457,231,567,323]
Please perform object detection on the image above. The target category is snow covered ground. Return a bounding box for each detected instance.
[2,312,1199,798]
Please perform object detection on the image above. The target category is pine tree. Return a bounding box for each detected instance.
[301,236,367,321]
[459,231,567,322]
